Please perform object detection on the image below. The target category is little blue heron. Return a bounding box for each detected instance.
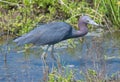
[14,15,98,46]
[13,16,99,80]
[13,15,99,68]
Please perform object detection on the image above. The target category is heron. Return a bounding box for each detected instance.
[14,16,98,45]
[13,15,99,71]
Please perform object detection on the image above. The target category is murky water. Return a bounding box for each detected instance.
[0,31,120,82]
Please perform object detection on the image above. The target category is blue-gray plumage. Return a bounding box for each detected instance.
[14,22,73,45]
[13,16,99,69]
[14,16,98,46]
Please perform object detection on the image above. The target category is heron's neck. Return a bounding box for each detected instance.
[78,21,88,31]
[71,21,88,38]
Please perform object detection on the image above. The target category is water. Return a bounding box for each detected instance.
[0,31,120,82]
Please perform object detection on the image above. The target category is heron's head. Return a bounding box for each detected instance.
[80,16,99,26]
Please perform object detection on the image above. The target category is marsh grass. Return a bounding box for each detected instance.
[101,0,120,29]
[0,0,120,36]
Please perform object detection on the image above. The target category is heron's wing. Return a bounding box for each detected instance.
[13,26,46,45]
[33,26,72,45]
[14,22,72,46]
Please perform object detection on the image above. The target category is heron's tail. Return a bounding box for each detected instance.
[13,34,29,46]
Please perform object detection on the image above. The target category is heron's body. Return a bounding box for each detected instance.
[14,22,88,46]
[13,16,99,80]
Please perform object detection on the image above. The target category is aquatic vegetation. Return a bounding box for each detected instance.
[48,68,83,82]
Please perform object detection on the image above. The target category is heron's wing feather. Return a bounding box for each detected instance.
[33,26,71,45]
[13,27,46,45]
[14,22,72,45]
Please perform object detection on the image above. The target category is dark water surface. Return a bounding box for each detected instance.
[0,31,120,82]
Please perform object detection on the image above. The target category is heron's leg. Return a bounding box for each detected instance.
[41,45,50,82]
[41,45,50,67]
[51,45,62,71]
[51,45,57,61]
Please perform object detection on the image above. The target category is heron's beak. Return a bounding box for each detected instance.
[89,20,99,26]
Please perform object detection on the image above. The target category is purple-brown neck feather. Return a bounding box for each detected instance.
[69,19,88,38]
